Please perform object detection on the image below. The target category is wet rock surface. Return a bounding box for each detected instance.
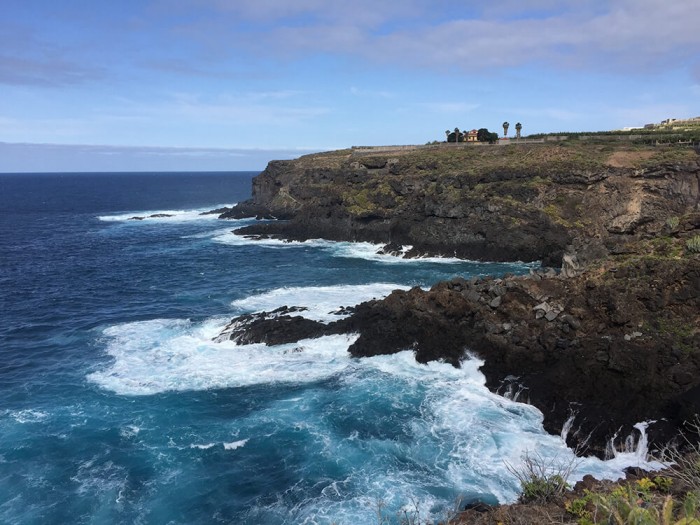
[217,255,699,457]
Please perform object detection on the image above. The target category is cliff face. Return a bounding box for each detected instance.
[224,144,700,268]
[220,143,700,455]
[340,255,700,456]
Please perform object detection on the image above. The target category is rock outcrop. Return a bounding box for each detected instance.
[217,142,700,456]
[222,144,700,267]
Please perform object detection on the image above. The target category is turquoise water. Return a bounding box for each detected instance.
[0,172,656,524]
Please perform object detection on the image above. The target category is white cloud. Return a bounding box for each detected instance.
[0,88,331,148]
[176,0,700,76]
[369,1,700,73]
[186,0,425,27]
[0,115,92,141]
[0,24,105,87]
[6,1,698,89]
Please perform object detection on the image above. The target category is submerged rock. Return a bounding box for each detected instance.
[129,213,174,220]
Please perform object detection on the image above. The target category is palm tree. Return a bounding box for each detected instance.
[502,121,510,137]
[515,122,522,139]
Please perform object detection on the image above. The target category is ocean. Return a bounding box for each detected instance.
[0,172,659,524]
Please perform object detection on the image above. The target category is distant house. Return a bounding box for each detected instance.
[466,129,478,142]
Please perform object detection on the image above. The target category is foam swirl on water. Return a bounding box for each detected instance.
[88,319,358,396]
[87,283,665,522]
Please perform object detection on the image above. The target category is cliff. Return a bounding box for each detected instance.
[220,142,700,456]
[224,143,700,268]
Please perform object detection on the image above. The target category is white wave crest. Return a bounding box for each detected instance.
[342,352,666,505]
[230,283,410,322]
[188,439,248,451]
[87,317,358,396]
[190,443,217,450]
[97,204,235,223]
[213,231,473,264]
[87,305,664,514]
[223,439,248,450]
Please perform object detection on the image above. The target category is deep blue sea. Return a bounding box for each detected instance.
[0,172,657,524]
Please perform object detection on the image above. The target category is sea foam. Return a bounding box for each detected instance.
[223,439,248,450]
[88,317,663,498]
[213,231,484,264]
[97,204,235,223]
[88,317,359,396]
[87,283,664,521]
[230,283,411,322]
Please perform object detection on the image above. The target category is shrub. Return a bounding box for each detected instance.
[588,488,700,524]
[505,451,578,503]
[686,235,700,253]
[660,417,700,497]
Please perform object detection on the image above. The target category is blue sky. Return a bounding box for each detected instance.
[1,0,699,171]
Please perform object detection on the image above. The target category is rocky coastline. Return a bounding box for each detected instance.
[218,142,700,457]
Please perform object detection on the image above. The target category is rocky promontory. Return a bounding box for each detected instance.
[219,142,700,456]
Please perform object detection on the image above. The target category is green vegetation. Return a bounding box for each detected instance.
[527,128,700,145]
[640,147,698,167]
[686,235,700,254]
[661,418,700,497]
[477,128,500,144]
[501,444,700,525]
[541,195,587,229]
[445,127,470,143]
[562,419,700,525]
[343,181,400,216]
[565,481,700,525]
[506,451,577,504]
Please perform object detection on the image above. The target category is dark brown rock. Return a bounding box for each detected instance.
[216,143,700,457]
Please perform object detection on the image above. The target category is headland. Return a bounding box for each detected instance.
[218,140,700,458]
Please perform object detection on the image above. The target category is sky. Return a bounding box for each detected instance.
[1,0,699,172]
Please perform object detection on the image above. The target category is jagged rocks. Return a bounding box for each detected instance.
[214,144,700,456]
[214,255,700,456]
[533,301,563,321]
[214,306,331,345]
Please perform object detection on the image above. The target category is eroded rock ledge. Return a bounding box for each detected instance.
[216,252,699,457]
